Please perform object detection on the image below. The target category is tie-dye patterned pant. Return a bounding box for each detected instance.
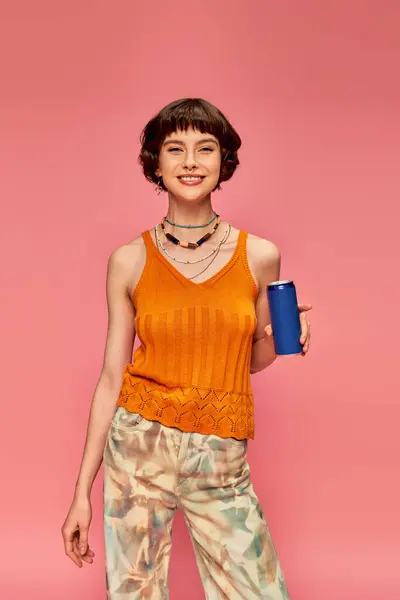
[103,407,291,600]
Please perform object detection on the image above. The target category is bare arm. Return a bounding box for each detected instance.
[248,237,281,374]
[73,244,138,502]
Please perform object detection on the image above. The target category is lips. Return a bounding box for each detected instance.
[177,175,205,186]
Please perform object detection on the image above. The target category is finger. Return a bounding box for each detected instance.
[298,304,312,312]
[73,536,84,565]
[305,326,311,348]
[264,324,273,337]
[72,537,94,565]
[81,552,94,564]
[64,538,82,568]
[62,525,83,567]
[75,536,94,564]
[78,527,89,556]
[80,543,95,562]
[301,342,309,355]
[300,316,308,343]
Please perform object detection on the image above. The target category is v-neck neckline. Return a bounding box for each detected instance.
[145,227,244,288]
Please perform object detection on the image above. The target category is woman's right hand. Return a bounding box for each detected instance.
[61,496,95,568]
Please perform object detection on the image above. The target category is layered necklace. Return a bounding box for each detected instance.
[160,214,221,249]
[154,211,231,280]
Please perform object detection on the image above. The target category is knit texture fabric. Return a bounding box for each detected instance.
[116,229,258,439]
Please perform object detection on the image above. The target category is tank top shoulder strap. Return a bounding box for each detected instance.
[237,229,248,249]
[234,229,258,296]
[132,230,157,305]
[141,229,157,254]
[235,229,250,261]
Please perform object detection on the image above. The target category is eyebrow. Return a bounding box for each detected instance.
[163,137,219,146]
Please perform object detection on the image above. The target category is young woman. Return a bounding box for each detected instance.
[61,97,312,599]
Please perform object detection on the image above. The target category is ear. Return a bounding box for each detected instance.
[155,168,162,178]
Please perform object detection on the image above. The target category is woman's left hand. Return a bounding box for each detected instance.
[264,303,313,356]
[297,303,312,356]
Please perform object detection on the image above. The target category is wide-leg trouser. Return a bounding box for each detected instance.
[103,407,291,600]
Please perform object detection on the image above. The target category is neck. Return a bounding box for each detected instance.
[166,197,216,228]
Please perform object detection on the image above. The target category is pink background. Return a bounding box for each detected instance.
[1,1,399,598]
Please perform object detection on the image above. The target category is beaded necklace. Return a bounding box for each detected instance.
[160,215,221,249]
[155,224,231,280]
[154,222,231,265]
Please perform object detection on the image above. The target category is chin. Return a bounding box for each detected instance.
[176,191,212,203]
[167,181,218,201]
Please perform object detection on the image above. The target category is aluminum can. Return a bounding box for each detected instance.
[267,280,302,356]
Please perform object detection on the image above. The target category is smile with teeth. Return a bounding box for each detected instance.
[177,175,206,186]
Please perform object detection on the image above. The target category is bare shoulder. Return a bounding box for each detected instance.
[244,232,281,292]
[247,232,281,268]
[107,234,147,294]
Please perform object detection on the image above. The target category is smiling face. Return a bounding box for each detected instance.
[155,127,222,201]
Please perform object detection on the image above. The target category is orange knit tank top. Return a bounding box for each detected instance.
[116,228,258,439]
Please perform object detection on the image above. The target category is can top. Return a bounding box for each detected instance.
[267,279,293,287]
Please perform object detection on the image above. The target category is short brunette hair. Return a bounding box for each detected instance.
[139,98,241,191]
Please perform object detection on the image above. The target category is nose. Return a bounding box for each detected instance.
[182,151,198,171]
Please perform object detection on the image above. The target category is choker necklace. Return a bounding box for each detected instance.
[160,215,221,249]
[155,222,230,265]
[164,212,218,229]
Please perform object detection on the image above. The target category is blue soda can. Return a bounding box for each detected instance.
[267,280,302,356]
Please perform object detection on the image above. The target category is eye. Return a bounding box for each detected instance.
[200,147,213,152]
[167,147,182,153]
